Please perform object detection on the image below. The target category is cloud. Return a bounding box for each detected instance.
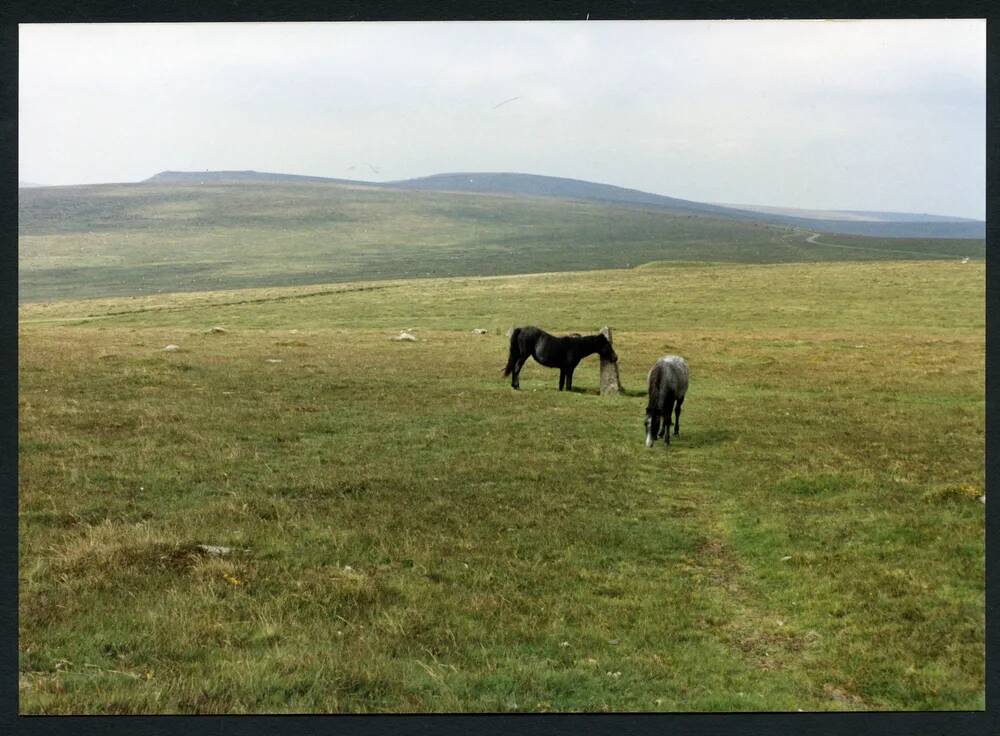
[19,20,985,218]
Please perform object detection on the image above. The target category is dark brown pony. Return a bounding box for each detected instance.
[502,326,617,391]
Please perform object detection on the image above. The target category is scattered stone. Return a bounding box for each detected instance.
[163,344,180,352]
[780,555,792,562]
[980,495,986,504]
[472,328,488,335]
[392,331,418,342]
[197,544,238,557]
[265,358,283,363]
[209,326,227,334]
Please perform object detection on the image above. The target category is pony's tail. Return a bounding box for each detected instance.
[502,328,521,376]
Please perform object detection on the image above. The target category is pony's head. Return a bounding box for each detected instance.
[598,335,618,363]
[644,413,660,448]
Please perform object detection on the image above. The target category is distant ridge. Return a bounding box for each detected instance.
[717,202,982,224]
[385,171,740,219]
[145,170,372,186]
[385,172,985,239]
[139,169,985,239]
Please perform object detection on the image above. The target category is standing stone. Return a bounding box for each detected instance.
[599,326,623,396]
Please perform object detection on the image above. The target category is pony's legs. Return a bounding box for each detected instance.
[503,346,520,379]
[663,395,676,445]
[566,366,575,392]
[674,396,684,436]
[512,357,528,389]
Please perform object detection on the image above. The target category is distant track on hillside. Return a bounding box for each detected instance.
[803,232,969,259]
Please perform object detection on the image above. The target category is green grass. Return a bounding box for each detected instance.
[18,260,984,713]
[18,182,985,303]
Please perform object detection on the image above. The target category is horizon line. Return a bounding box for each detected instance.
[18,169,986,223]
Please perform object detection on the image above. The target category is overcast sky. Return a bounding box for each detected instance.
[19,20,986,219]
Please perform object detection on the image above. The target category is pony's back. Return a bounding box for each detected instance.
[655,355,689,396]
[647,355,689,406]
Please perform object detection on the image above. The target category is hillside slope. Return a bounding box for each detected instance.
[387,172,739,218]
[19,180,985,303]
[389,172,985,239]
[716,202,982,224]
[142,170,986,239]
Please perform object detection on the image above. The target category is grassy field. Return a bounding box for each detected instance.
[17,259,984,713]
[18,182,985,303]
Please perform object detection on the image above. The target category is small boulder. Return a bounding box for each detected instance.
[392,331,418,342]
[197,544,235,557]
[209,326,227,334]
[163,344,180,352]
[472,328,488,335]
[265,358,283,363]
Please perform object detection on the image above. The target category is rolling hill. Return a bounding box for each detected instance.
[18,173,985,303]
[145,170,986,240]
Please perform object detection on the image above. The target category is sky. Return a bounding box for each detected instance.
[19,20,986,219]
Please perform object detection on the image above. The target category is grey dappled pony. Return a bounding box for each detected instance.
[645,355,689,447]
